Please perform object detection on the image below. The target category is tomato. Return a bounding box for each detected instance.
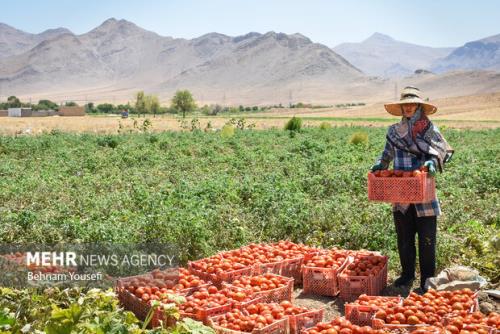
[407,315,420,325]
[229,273,292,293]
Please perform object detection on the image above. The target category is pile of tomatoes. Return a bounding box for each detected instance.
[373,289,479,327]
[219,241,316,267]
[443,312,500,333]
[372,166,427,178]
[278,300,316,316]
[484,312,500,330]
[124,268,207,301]
[349,295,402,312]
[212,302,289,331]
[189,255,250,275]
[229,273,292,293]
[180,285,252,314]
[342,253,386,277]
[373,305,441,326]
[304,317,388,334]
[271,240,319,255]
[304,249,349,269]
[403,289,476,316]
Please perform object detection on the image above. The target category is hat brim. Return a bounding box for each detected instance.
[384,98,437,116]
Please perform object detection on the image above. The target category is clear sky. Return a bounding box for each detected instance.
[1,0,499,48]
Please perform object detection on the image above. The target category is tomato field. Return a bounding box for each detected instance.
[0,126,498,280]
[0,125,498,333]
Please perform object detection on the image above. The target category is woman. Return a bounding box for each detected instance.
[371,86,453,292]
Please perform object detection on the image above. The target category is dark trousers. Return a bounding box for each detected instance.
[393,205,437,287]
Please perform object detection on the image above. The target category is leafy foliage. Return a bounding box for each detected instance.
[319,122,332,130]
[0,287,213,333]
[284,117,303,132]
[349,131,369,145]
[0,127,498,281]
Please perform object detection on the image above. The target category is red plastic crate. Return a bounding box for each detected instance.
[117,288,152,322]
[226,274,295,304]
[255,279,294,303]
[115,268,211,296]
[209,314,289,334]
[116,288,178,328]
[371,319,442,333]
[302,256,349,297]
[344,296,402,326]
[253,261,283,275]
[289,309,324,334]
[194,303,234,325]
[280,256,304,285]
[222,285,264,310]
[367,171,436,204]
[338,256,388,302]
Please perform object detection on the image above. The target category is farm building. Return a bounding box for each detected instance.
[0,110,7,117]
[6,108,58,117]
[8,108,33,117]
[58,106,85,116]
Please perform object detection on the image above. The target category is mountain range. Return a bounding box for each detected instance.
[0,18,499,104]
[333,33,454,77]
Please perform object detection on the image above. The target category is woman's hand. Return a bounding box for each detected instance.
[371,162,385,171]
[424,160,436,176]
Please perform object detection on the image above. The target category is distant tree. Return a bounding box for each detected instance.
[135,91,146,117]
[65,101,78,107]
[7,96,21,108]
[97,103,114,113]
[118,102,134,114]
[244,106,251,112]
[145,95,160,117]
[85,102,96,113]
[239,105,244,112]
[171,90,196,118]
[212,104,222,115]
[36,99,58,110]
[200,105,211,115]
[252,106,258,111]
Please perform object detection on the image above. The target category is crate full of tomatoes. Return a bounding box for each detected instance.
[116,268,208,326]
[367,167,436,204]
[225,273,294,303]
[209,302,290,334]
[301,316,390,334]
[209,301,323,334]
[302,249,350,297]
[371,289,480,330]
[338,252,388,302]
[188,255,254,287]
[345,295,403,327]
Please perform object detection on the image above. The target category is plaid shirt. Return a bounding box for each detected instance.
[377,139,441,217]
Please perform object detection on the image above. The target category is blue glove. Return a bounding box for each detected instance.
[424,160,436,177]
[371,162,385,171]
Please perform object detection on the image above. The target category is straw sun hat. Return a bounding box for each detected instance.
[384,86,437,116]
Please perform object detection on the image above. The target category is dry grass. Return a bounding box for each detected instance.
[1,92,499,135]
[258,92,500,122]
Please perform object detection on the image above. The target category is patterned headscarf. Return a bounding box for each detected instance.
[386,106,454,172]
